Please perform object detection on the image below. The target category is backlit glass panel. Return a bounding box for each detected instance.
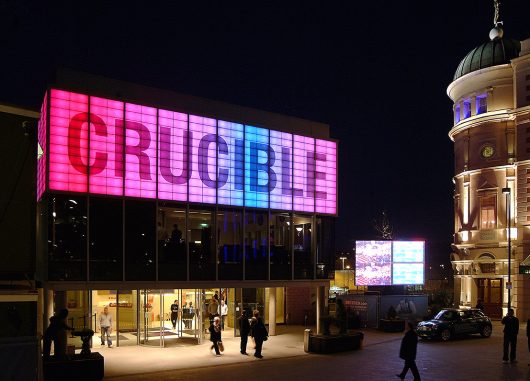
[157,109,188,201]
[188,115,217,204]
[269,130,292,210]
[217,120,244,206]
[315,139,337,215]
[245,125,269,208]
[293,135,314,212]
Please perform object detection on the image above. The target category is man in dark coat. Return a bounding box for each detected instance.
[397,322,421,381]
[502,308,519,363]
[251,310,268,359]
[209,316,222,356]
[239,309,251,355]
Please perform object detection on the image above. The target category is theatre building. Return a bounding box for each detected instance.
[36,71,337,347]
[448,24,530,319]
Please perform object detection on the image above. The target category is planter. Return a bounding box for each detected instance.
[43,352,104,381]
[379,319,405,332]
[308,332,364,354]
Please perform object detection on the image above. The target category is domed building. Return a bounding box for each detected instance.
[448,24,530,319]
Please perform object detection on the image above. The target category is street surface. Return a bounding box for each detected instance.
[105,322,530,381]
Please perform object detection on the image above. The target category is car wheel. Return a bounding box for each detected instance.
[480,325,492,338]
[441,328,452,341]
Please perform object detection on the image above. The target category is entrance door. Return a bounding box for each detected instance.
[477,278,502,318]
[139,290,163,347]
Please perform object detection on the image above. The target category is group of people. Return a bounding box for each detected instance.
[209,308,268,358]
[170,300,195,330]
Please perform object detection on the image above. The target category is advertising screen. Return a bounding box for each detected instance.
[39,89,338,215]
[355,241,392,286]
[355,240,425,286]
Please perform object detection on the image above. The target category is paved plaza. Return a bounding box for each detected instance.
[98,321,530,381]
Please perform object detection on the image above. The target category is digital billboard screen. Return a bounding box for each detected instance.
[38,89,337,214]
[355,241,392,286]
[355,240,425,286]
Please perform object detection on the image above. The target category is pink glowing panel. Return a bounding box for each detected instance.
[37,92,48,201]
[292,135,315,212]
[88,96,124,196]
[188,115,217,204]
[217,120,244,206]
[124,103,157,198]
[315,139,337,215]
[269,130,292,210]
[157,109,188,202]
[48,89,89,193]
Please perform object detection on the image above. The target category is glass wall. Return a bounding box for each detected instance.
[293,214,313,279]
[48,196,87,280]
[270,212,292,280]
[316,216,335,279]
[218,210,243,280]
[125,201,156,281]
[89,198,123,281]
[245,210,268,280]
[189,208,215,280]
[158,204,187,280]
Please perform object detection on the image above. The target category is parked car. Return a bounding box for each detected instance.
[416,308,492,341]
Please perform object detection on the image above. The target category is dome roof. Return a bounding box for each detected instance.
[453,35,521,81]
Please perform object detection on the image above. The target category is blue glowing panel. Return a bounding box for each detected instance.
[270,130,293,210]
[218,120,244,206]
[245,125,270,208]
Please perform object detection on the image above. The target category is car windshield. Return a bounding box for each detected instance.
[434,310,457,321]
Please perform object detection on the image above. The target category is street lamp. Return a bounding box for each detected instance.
[502,187,512,310]
[339,256,347,270]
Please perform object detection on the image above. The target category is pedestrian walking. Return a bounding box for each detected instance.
[99,306,113,347]
[209,316,222,356]
[238,309,251,355]
[396,322,421,381]
[250,310,268,359]
[502,308,519,363]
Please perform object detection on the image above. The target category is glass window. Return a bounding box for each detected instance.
[89,197,123,281]
[125,200,156,281]
[245,210,268,280]
[463,99,471,119]
[454,103,460,123]
[476,95,487,115]
[270,212,292,280]
[189,208,215,280]
[316,216,335,279]
[48,196,87,280]
[293,214,313,279]
[480,196,496,229]
[218,209,243,280]
[158,204,187,281]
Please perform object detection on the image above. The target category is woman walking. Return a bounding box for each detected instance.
[209,316,222,356]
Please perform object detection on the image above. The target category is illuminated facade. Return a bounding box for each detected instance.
[36,71,337,346]
[448,27,530,319]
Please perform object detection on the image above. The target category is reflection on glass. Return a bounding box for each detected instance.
[218,210,243,280]
[158,204,186,280]
[294,214,313,279]
[189,209,215,280]
[125,201,156,281]
[48,196,87,280]
[316,216,335,279]
[245,210,268,280]
[89,198,123,281]
[270,212,291,280]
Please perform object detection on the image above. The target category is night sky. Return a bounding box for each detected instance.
[2,1,530,271]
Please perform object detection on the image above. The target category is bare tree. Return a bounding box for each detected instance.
[374,211,393,240]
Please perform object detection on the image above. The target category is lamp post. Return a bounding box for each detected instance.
[502,187,511,310]
[339,256,347,270]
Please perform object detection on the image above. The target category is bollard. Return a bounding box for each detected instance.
[304,329,312,353]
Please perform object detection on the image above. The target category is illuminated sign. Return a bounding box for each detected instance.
[355,240,425,285]
[38,89,337,214]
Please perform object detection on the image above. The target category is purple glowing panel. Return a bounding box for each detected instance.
[124,103,157,199]
[88,96,124,196]
[157,109,188,202]
[37,92,48,201]
[315,139,337,215]
[188,114,217,204]
[217,120,244,206]
[293,135,315,212]
[355,240,392,286]
[245,125,270,208]
[269,130,292,210]
[48,89,89,193]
